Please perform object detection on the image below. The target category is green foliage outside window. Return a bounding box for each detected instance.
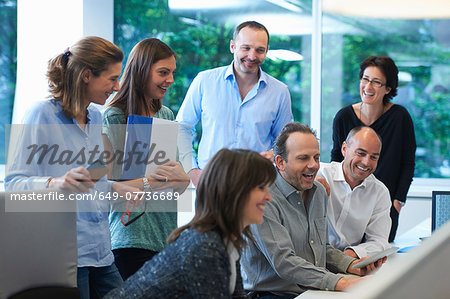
[114,0,449,178]
[321,18,450,177]
[114,0,307,154]
[0,0,446,178]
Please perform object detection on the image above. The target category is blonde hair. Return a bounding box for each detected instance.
[47,36,123,118]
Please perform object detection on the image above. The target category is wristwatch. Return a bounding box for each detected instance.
[142,177,152,192]
[395,199,406,207]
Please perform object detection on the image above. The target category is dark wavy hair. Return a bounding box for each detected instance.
[359,56,399,104]
[47,36,123,118]
[107,38,175,117]
[168,149,276,253]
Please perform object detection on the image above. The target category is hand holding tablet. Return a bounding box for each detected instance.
[351,246,399,269]
[86,159,108,182]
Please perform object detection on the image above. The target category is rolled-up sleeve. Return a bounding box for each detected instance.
[175,74,203,171]
[250,205,344,291]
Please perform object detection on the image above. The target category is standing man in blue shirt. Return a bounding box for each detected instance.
[176,21,293,186]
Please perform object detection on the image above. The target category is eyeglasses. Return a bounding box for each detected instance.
[360,78,386,88]
[121,198,146,227]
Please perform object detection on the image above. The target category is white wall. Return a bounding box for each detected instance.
[13,0,114,124]
[397,197,431,237]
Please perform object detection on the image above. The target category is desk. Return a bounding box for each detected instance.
[296,218,432,298]
[295,290,348,298]
[392,217,431,249]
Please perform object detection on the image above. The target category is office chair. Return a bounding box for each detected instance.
[0,190,78,299]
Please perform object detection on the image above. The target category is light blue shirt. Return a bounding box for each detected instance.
[5,99,114,267]
[176,63,293,170]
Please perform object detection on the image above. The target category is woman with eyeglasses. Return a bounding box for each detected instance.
[105,148,275,299]
[4,36,135,298]
[102,38,189,280]
[331,56,416,243]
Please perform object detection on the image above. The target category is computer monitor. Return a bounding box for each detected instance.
[346,220,450,299]
[0,190,77,298]
[432,190,450,232]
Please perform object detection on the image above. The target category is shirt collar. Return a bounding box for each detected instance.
[85,106,93,123]
[52,98,93,124]
[224,63,235,80]
[335,161,370,188]
[224,61,267,87]
[51,99,74,125]
[274,170,317,199]
[334,162,347,182]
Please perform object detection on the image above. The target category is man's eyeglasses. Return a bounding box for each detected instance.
[360,77,386,88]
[121,198,146,227]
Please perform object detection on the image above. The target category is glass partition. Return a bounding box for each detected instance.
[321,15,450,178]
[114,0,313,148]
[114,0,449,179]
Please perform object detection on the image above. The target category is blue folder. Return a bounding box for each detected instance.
[121,115,153,180]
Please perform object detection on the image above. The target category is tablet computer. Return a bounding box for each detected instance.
[87,159,107,182]
[351,246,399,269]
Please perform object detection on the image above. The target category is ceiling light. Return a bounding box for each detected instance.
[398,71,413,82]
[267,49,303,61]
[323,0,450,19]
[266,0,303,13]
[169,0,245,10]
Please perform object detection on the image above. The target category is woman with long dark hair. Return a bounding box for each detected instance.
[102,38,189,280]
[105,149,276,298]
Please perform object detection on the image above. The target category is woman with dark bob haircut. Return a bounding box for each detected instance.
[331,56,416,242]
[105,149,276,298]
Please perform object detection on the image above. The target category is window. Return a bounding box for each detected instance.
[114,0,449,179]
[114,0,313,150]
[321,16,450,178]
[0,0,17,164]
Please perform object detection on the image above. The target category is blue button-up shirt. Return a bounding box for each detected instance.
[176,62,293,170]
[5,99,114,267]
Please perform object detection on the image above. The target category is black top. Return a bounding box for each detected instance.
[331,104,416,203]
